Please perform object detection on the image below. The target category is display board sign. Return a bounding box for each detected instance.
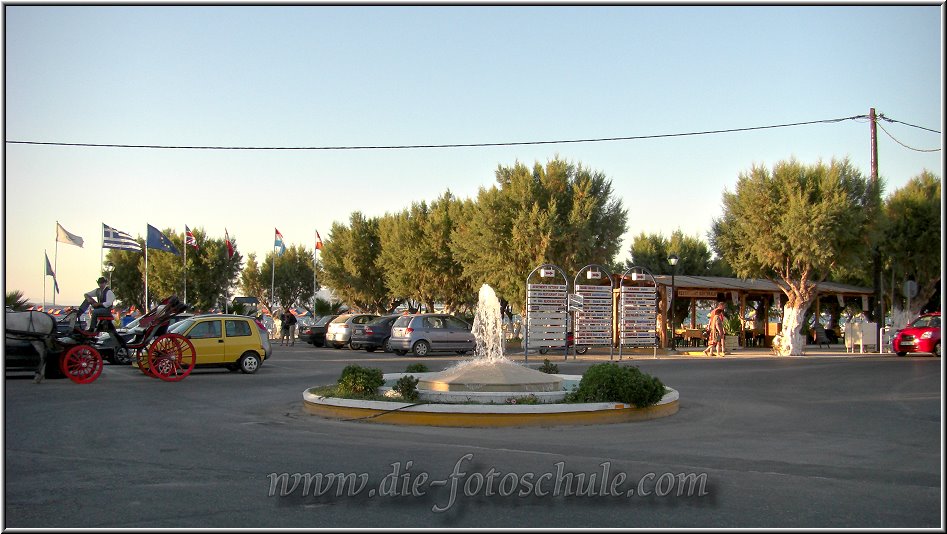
[574,283,613,346]
[620,285,657,348]
[526,283,568,348]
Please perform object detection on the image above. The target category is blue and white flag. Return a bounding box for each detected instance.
[275,228,286,257]
[103,223,143,251]
[146,224,180,255]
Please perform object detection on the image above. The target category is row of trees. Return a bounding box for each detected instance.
[320,158,628,318]
[92,156,938,358]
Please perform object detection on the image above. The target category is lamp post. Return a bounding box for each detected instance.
[667,254,679,349]
[105,261,115,287]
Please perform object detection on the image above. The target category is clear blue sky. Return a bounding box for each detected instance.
[3,5,943,306]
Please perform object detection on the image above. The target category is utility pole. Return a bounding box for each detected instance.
[869,108,884,329]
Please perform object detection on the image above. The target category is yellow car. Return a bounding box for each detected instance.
[168,314,272,373]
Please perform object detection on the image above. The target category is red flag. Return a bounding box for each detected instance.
[224,228,234,259]
[315,230,323,251]
[185,225,199,250]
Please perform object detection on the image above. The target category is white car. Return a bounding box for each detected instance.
[325,313,378,349]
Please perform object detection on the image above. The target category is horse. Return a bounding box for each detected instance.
[4,310,57,383]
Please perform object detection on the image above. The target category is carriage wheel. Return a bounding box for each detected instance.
[148,333,196,382]
[135,348,157,377]
[59,345,103,384]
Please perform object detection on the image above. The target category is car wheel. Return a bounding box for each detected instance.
[113,347,133,365]
[238,352,262,374]
[934,343,941,358]
[412,341,431,357]
[383,337,392,353]
[539,347,549,355]
[896,351,907,357]
[575,346,589,355]
[393,350,406,356]
[350,343,359,350]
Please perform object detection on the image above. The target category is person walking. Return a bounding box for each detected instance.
[703,302,727,357]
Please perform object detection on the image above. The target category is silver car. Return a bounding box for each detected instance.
[389,313,475,356]
[325,313,379,348]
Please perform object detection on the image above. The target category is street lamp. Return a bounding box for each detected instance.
[667,254,679,349]
[105,261,115,287]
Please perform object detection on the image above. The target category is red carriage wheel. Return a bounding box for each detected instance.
[135,348,157,377]
[148,333,196,382]
[59,345,103,384]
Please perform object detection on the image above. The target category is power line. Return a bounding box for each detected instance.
[876,121,942,153]
[5,115,869,151]
[878,113,941,134]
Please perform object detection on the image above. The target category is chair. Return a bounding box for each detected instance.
[812,323,831,348]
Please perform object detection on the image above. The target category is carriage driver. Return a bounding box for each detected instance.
[76,276,115,332]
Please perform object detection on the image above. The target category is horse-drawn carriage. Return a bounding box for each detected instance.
[4,296,197,383]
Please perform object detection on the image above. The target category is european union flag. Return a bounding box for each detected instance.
[146,224,180,255]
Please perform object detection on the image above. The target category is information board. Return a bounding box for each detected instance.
[574,283,613,346]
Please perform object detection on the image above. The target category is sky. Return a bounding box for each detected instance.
[2,4,943,307]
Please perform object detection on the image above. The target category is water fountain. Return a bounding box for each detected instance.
[303,284,679,426]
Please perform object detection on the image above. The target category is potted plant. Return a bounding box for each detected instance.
[723,314,742,351]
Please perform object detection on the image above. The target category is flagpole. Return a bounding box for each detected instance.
[313,232,317,312]
[183,233,187,304]
[43,251,47,310]
[100,223,104,280]
[53,222,59,306]
[145,234,149,310]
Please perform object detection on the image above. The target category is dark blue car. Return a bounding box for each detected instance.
[350,314,401,352]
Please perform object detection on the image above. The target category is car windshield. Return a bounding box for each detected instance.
[393,316,412,328]
[169,318,196,334]
[315,316,336,326]
[911,315,940,328]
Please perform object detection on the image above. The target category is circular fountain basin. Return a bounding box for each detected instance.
[302,373,679,427]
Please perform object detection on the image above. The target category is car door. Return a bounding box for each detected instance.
[444,316,474,351]
[224,318,257,362]
[422,315,449,350]
[184,319,225,364]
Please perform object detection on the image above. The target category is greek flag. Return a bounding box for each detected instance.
[103,223,143,251]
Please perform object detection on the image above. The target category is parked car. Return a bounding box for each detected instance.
[298,314,339,347]
[350,314,401,352]
[325,313,379,349]
[389,313,475,356]
[892,312,941,357]
[168,314,272,373]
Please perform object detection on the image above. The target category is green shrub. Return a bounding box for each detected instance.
[565,363,666,408]
[336,365,385,398]
[393,375,420,402]
[538,359,559,374]
[405,363,429,374]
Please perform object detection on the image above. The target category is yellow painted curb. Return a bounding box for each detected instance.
[302,391,679,427]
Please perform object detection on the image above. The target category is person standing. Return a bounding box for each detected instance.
[703,302,727,357]
[279,310,290,346]
[285,311,298,346]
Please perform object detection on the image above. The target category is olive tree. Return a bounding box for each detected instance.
[880,170,941,327]
[711,158,876,355]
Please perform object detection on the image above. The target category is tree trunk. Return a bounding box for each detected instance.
[774,305,806,356]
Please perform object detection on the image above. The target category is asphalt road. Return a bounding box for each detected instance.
[3,344,942,528]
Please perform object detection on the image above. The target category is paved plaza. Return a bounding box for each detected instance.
[3,345,942,528]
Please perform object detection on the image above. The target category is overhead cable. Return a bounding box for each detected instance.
[876,122,942,153]
[5,115,869,151]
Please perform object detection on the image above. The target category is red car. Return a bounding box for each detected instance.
[893,312,941,357]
